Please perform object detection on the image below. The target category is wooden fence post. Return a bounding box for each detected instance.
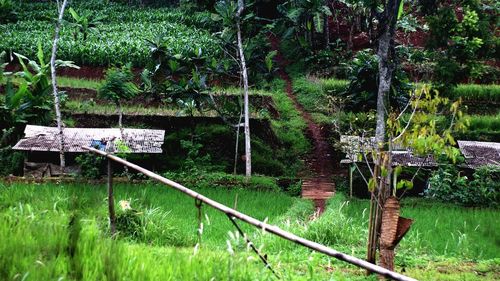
[349,163,354,197]
[108,158,116,236]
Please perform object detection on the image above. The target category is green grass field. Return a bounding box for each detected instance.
[0,181,498,280]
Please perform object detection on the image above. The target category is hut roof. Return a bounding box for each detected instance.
[13,125,165,153]
[339,135,436,167]
[457,141,500,169]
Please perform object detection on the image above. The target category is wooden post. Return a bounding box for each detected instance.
[107,159,116,236]
[349,164,353,198]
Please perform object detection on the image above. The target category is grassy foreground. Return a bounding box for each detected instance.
[0,181,498,280]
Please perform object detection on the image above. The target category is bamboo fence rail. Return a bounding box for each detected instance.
[83,146,418,281]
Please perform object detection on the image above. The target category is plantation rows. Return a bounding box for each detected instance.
[0,2,220,67]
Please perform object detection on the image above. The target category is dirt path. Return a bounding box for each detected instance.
[269,36,335,214]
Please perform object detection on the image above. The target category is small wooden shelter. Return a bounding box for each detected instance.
[457,140,500,169]
[339,135,436,167]
[339,135,437,196]
[339,135,500,196]
[13,125,165,177]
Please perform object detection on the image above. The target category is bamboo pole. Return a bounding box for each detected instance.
[82,146,417,281]
[107,159,116,236]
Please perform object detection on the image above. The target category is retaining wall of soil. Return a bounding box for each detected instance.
[70,113,276,141]
[62,87,280,117]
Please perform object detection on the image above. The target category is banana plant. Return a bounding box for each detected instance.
[278,0,332,49]
[3,45,78,127]
[67,7,105,41]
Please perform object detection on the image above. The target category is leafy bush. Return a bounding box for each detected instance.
[426,3,498,90]
[163,171,281,192]
[343,50,411,111]
[0,0,17,23]
[426,165,500,208]
[0,147,24,176]
[98,64,140,105]
[75,153,105,179]
[115,207,144,240]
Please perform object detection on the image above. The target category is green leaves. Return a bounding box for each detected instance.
[396,179,413,190]
[397,0,404,20]
[98,63,139,104]
[368,178,376,192]
[264,50,277,73]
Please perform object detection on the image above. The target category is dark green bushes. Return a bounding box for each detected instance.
[343,50,411,112]
[163,171,281,192]
[0,147,24,176]
[75,153,105,179]
[426,165,500,208]
[0,0,16,23]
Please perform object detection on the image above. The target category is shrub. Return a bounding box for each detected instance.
[343,50,411,112]
[0,0,17,23]
[163,171,281,192]
[0,147,24,176]
[75,153,105,179]
[115,208,144,240]
[426,165,500,208]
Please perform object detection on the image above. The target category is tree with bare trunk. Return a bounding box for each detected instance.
[98,63,140,134]
[235,0,252,178]
[50,0,69,174]
[214,0,252,178]
[359,0,469,272]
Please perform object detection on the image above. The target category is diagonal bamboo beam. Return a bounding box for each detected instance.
[82,146,418,281]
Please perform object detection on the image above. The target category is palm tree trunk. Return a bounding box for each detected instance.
[50,0,69,174]
[236,0,251,178]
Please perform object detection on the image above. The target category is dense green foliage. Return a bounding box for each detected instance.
[343,50,411,111]
[427,165,500,207]
[75,153,105,179]
[425,0,498,88]
[98,64,140,105]
[0,1,219,67]
[0,0,16,23]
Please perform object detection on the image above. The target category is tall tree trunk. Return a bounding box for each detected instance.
[367,0,402,272]
[236,0,251,178]
[50,0,69,174]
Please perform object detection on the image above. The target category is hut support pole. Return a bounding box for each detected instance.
[107,159,116,236]
[349,164,353,197]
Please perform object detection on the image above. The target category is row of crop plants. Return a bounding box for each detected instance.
[1,1,220,67]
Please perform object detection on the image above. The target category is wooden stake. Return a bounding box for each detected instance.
[349,164,353,197]
[107,159,116,236]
